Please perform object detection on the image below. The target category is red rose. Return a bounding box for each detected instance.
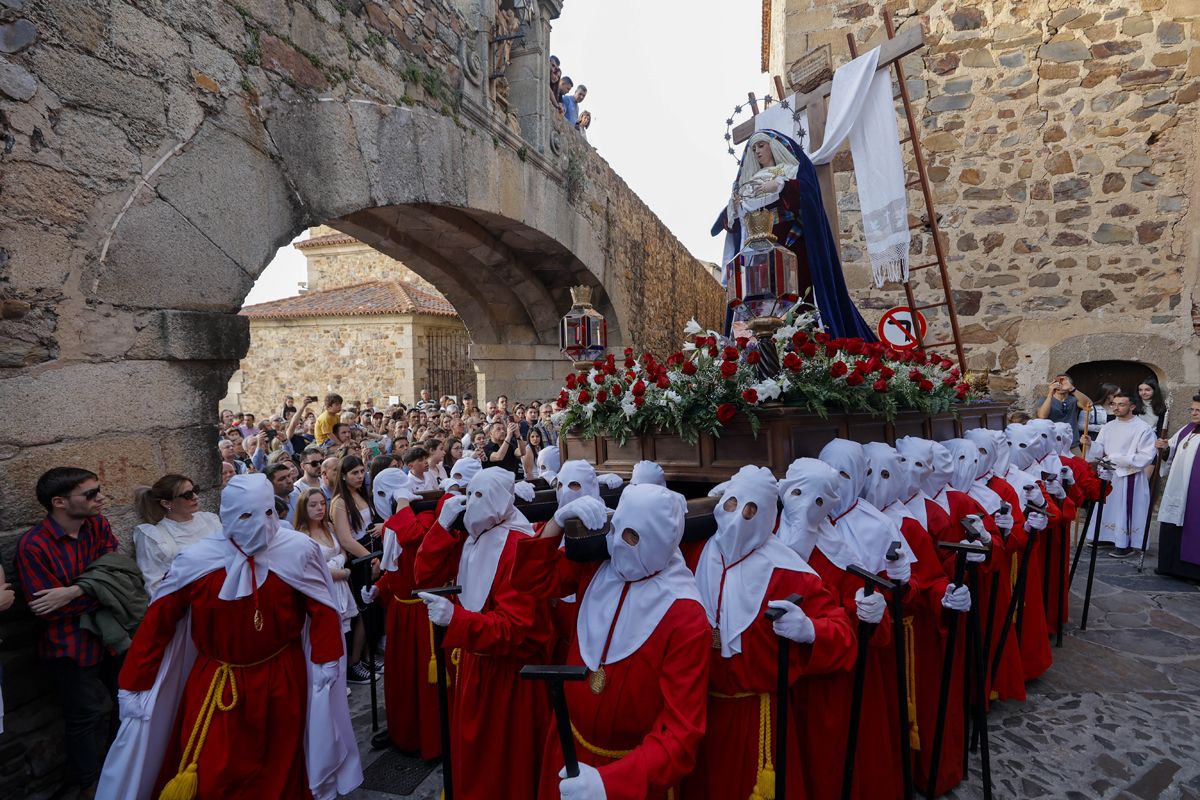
[716,403,736,423]
[815,332,830,344]
[604,363,617,376]
[611,384,623,397]
[625,371,636,382]
[854,359,872,374]
[746,350,762,365]
[950,368,961,379]
[742,388,759,403]
[919,379,934,392]
[723,346,739,361]
[830,360,848,378]
[735,336,750,349]
[681,360,697,376]
[624,346,633,356]
[800,342,818,358]
[624,357,635,369]
[844,339,865,356]
[693,336,707,347]
[668,352,685,366]
[558,389,569,404]
[708,345,719,358]
[792,330,809,344]
[593,360,604,371]
[578,389,591,403]
[879,366,895,380]
[565,373,577,389]
[656,375,670,389]
[706,336,718,346]
[908,368,924,381]
[631,380,647,396]
[955,382,971,395]
[720,360,738,378]
[593,373,605,385]
[846,372,865,387]
[865,356,882,374]
[596,390,608,403]
[556,397,567,409]
[783,352,802,371]
[824,343,839,358]
[873,378,889,393]
[943,375,956,386]
[634,395,645,407]
[913,352,927,365]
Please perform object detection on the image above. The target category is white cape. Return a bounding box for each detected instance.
[96,530,363,800]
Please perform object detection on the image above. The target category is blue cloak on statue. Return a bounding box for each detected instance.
[713,128,876,342]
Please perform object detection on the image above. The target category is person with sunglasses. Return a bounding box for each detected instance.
[294,446,326,494]
[132,474,222,595]
[15,467,119,795]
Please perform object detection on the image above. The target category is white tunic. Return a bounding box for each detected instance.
[1087,417,1157,548]
[133,512,223,594]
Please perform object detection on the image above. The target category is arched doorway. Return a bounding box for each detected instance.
[1065,359,1160,405]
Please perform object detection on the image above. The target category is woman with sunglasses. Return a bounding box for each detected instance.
[132,474,222,594]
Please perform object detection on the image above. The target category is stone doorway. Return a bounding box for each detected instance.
[1066,359,1159,404]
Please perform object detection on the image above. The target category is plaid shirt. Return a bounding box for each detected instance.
[16,514,118,665]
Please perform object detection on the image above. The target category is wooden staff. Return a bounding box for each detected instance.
[414,585,463,800]
[764,592,804,800]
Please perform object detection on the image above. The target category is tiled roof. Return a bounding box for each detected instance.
[294,232,360,249]
[241,280,458,320]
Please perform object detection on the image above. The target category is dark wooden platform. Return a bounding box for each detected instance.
[560,402,1008,483]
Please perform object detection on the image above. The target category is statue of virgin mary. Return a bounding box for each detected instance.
[712,129,875,341]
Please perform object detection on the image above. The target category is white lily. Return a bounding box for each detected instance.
[750,378,783,401]
[664,389,683,405]
[620,395,637,418]
[683,318,704,336]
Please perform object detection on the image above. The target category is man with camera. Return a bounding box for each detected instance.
[1037,375,1093,447]
[483,420,526,476]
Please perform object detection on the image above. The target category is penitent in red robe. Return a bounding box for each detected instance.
[414,521,554,799]
[911,499,969,796]
[120,571,344,799]
[374,504,442,758]
[800,547,896,800]
[681,564,856,800]
[1051,456,1100,630]
[511,536,711,800]
[990,477,1052,683]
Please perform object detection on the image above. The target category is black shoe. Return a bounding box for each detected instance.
[347,662,373,684]
[1107,547,1133,558]
[371,729,393,751]
[368,657,385,673]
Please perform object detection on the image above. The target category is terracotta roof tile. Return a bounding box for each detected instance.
[294,232,359,249]
[241,280,457,320]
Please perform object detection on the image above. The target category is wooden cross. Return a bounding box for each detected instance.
[731,24,926,249]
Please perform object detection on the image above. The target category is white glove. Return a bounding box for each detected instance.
[419,591,455,626]
[941,584,971,612]
[767,599,816,644]
[1098,467,1115,482]
[707,480,730,498]
[514,480,537,502]
[553,496,610,530]
[597,473,624,490]
[964,514,992,546]
[885,551,912,584]
[360,585,379,604]
[1021,484,1043,506]
[855,588,886,624]
[961,539,988,563]
[118,689,153,721]
[437,494,468,529]
[1046,477,1066,499]
[1024,510,1048,532]
[1060,466,1073,486]
[992,508,1014,532]
[558,762,607,800]
[313,660,339,691]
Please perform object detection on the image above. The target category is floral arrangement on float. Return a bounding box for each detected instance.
[552,314,984,446]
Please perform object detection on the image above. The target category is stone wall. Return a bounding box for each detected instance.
[767,0,1200,412]
[303,225,440,293]
[234,313,472,415]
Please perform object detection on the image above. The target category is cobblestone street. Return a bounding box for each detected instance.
[345,540,1200,800]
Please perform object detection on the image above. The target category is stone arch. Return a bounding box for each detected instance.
[1046,333,1194,419]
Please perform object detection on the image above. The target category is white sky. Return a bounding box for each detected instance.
[244,0,764,306]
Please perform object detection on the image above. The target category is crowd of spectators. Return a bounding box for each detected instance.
[549,54,591,137]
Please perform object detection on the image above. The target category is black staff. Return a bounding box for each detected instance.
[841,565,897,800]
[414,584,463,800]
[350,549,384,735]
[1068,496,1098,585]
[764,592,804,800]
[1079,468,1113,631]
[924,539,989,800]
[884,541,915,800]
[520,665,589,778]
[964,555,993,800]
[1055,517,1068,648]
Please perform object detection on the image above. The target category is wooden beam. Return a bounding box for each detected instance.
[732,23,925,144]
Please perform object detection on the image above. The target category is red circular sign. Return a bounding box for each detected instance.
[877,307,927,350]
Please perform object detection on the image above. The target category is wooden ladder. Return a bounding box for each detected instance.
[848,10,967,373]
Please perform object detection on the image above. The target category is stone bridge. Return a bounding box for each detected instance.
[0,2,722,786]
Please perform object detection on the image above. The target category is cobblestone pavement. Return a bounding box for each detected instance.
[346,542,1200,800]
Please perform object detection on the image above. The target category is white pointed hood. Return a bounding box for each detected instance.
[778,458,859,569]
[895,436,936,528]
[457,467,535,612]
[217,474,280,600]
[630,460,667,487]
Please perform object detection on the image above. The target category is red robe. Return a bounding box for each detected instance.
[374,504,441,758]
[912,501,969,796]
[414,521,554,799]
[993,478,1052,682]
[939,490,1025,703]
[800,547,896,800]
[511,536,710,800]
[681,561,856,800]
[120,571,344,799]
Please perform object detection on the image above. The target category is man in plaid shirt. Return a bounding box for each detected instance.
[16,467,119,795]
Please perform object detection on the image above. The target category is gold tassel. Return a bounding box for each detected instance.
[428,654,438,685]
[158,764,198,800]
[752,766,777,799]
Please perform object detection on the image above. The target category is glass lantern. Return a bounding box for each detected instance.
[559,285,608,369]
[725,209,800,377]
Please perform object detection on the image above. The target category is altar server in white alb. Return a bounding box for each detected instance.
[1082,390,1158,557]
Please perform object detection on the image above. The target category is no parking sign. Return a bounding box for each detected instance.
[877,307,927,350]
